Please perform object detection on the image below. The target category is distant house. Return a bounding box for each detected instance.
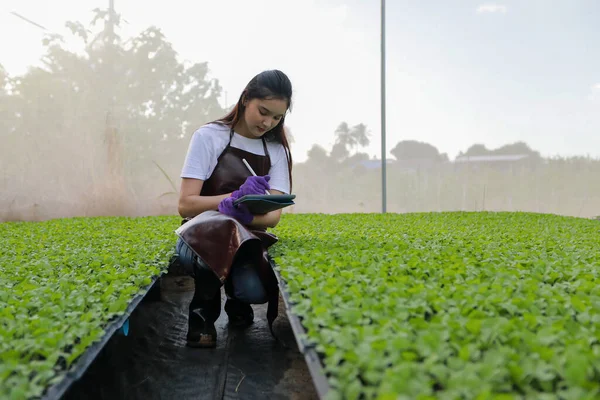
[453,154,531,171]
[394,158,447,172]
[454,154,529,163]
[353,159,395,171]
[355,157,454,172]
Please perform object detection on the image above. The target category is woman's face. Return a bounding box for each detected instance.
[243,97,288,138]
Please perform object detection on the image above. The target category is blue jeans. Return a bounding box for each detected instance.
[175,237,268,304]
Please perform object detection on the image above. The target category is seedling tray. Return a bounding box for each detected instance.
[270,258,330,399]
[41,274,163,400]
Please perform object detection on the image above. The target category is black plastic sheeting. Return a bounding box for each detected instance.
[271,260,330,399]
[42,275,163,400]
[61,267,319,400]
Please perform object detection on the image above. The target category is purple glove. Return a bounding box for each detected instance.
[231,175,271,199]
[218,197,253,225]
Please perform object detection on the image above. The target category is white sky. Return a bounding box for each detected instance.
[2,0,600,163]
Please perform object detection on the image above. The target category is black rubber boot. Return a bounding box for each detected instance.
[224,297,254,329]
[186,260,222,348]
[187,303,219,348]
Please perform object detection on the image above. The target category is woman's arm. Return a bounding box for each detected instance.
[179,179,286,228]
[247,189,285,229]
[178,178,232,219]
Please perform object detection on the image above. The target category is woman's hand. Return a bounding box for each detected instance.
[246,188,287,229]
[232,175,271,199]
[218,197,254,225]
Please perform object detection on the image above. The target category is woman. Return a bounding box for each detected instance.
[174,69,293,348]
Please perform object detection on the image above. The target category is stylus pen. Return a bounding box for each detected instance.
[242,158,270,195]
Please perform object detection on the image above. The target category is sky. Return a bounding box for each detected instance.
[1,0,600,163]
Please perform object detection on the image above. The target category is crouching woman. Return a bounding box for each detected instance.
[174,69,293,348]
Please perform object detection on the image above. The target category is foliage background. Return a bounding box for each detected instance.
[2,9,599,222]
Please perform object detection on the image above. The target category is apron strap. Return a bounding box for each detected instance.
[260,137,269,156]
[260,137,272,167]
[228,128,234,146]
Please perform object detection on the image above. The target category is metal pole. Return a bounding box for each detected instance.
[381,0,387,213]
[107,0,115,42]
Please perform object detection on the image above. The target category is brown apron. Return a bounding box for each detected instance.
[175,127,280,335]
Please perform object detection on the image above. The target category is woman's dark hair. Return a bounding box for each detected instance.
[213,69,293,191]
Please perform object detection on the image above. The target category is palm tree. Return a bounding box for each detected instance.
[332,122,371,161]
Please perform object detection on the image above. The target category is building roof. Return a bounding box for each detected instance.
[454,154,530,163]
[354,159,395,169]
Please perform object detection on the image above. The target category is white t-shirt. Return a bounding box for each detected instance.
[180,123,291,194]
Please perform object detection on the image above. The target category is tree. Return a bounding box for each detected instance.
[462,144,490,157]
[390,140,446,162]
[335,122,370,150]
[0,64,7,93]
[330,142,349,162]
[494,141,541,159]
[330,122,371,162]
[0,64,11,125]
[0,64,17,170]
[460,141,541,161]
[306,144,329,165]
[1,7,226,217]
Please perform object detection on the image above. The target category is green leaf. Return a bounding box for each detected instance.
[270,212,600,398]
[0,215,175,398]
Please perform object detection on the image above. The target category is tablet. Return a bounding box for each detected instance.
[233,194,296,214]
